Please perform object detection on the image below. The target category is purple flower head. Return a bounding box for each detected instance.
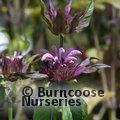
[39,46,109,82]
[41,0,94,35]
[1,52,26,81]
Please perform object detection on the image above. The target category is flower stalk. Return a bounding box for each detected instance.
[60,35,64,48]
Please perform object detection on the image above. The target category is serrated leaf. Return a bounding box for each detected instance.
[62,104,73,120]
[70,97,88,120]
[82,0,94,23]
[78,0,94,30]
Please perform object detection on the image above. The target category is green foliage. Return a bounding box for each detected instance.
[33,82,88,120]
[62,105,73,120]
[33,107,58,120]
[70,98,88,120]
[79,0,94,29]
[33,97,87,120]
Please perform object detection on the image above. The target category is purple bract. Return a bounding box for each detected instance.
[39,46,93,81]
[1,52,26,80]
[41,0,93,35]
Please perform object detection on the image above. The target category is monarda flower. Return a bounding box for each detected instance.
[41,0,94,35]
[1,52,26,81]
[39,46,110,81]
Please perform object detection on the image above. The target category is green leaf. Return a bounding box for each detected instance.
[33,106,58,120]
[70,97,88,120]
[78,0,94,30]
[62,104,73,120]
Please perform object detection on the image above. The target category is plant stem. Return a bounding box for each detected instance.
[108,7,117,120]
[91,24,109,92]
[8,97,13,120]
[109,109,116,120]
[60,35,64,47]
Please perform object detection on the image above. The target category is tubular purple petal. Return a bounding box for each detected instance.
[67,50,82,57]
[54,56,59,62]
[64,48,74,57]
[58,48,65,61]
[41,53,54,61]
[64,56,77,63]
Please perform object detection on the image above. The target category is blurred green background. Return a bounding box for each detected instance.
[0,0,120,120]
